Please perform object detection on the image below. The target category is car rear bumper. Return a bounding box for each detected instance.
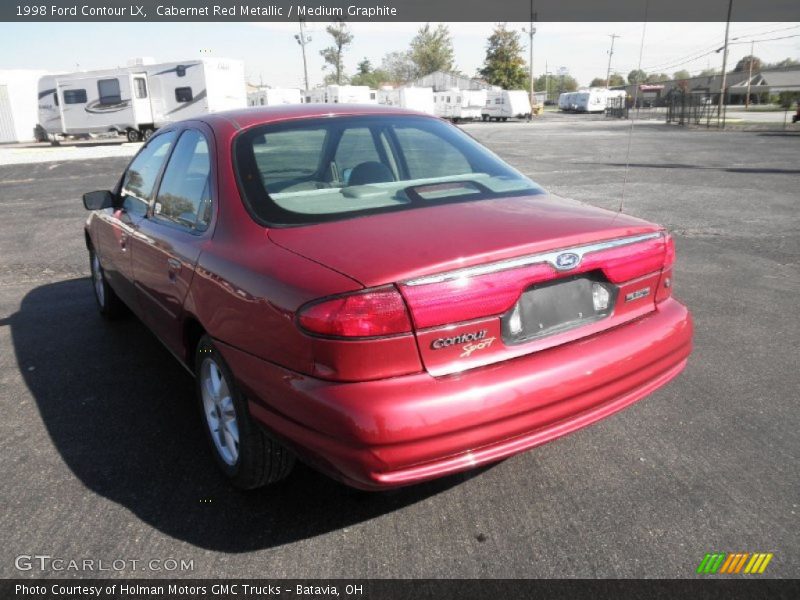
[218,297,692,490]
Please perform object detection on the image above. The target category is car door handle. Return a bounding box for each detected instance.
[167,258,182,271]
[119,233,128,250]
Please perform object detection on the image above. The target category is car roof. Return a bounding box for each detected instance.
[197,103,436,131]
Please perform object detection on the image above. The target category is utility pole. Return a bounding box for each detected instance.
[545,60,550,104]
[717,0,733,128]
[605,34,620,88]
[522,1,537,111]
[745,40,754,109]
[294,18,312,91]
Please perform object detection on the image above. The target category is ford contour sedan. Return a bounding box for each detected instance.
[83,105,692,490]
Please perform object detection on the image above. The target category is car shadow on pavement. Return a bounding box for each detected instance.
[10,278,482,552]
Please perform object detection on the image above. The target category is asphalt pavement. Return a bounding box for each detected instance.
[0,117,798,578]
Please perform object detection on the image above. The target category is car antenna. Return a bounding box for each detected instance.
[619,2,650,214]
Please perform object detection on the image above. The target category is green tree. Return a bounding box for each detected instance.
[673,69,691,80]
[698,68,719,77]
[627,69,647,84]
[645,73,669,83]
[409,23,454,77]
[381,50,418,83]
[478,23,527,90]
[591,74,625,87]
[552,72,579,94]
[319,20,353,85]
[350,58,391,88]
[734,55,762,73]
[608,73,625,87]
[767,58,799,69]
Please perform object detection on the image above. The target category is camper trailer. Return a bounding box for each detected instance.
[558,91,575,111]
[572,88,616,113]
[304,85,377,105]
[433,89,486,121]
[37,58,246,142]
[377,87,435,115]
[481,90,532,121]
[248,87,302,107]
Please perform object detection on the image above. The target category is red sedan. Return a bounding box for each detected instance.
[83,105,692,490]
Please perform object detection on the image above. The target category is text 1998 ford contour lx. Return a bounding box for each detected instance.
[82,105,692,490]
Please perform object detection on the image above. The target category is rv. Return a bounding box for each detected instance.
[558,91,575,111]
[37,58,246,142]
[481,90,532,121]
[433,89,486,121]
[248,87,303,107]
[304,85,377,105]
[377,87,435,115]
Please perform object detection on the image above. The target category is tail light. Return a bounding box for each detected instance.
[656,233,675,303]
[298,286,413,338]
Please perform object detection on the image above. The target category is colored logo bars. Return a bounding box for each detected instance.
[696,552,774,574]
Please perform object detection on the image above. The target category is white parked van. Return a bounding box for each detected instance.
[481,90,532,121]
[37,58,246,142]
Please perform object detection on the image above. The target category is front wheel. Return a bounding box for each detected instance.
[89,249,125,318]
[195,335,295,489]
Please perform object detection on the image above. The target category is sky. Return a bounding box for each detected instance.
[0,21,798,88]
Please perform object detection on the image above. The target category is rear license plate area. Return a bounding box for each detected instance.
[501,274,617,345]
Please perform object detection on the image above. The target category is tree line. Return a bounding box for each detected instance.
[316,21,797,94]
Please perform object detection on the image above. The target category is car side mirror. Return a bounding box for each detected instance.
[83,190,115,211]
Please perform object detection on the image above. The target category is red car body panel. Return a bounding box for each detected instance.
[85,105,693,489]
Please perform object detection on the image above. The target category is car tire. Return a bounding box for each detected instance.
[195,335,295,489]
[142,128,154,141]
[89,249,125,318]
[126,129,141,143]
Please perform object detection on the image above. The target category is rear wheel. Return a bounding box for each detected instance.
[142,128,154,141]
[89,249,125,318]
[195,335,295,489]
[126,129,141,142]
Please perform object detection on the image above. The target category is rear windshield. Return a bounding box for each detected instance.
[234,115,544,226]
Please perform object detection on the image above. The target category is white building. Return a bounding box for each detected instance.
[0,70,47,143]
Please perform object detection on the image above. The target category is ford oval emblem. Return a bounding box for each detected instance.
[554,252,580,270]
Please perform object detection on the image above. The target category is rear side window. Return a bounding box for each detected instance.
[63,89,87,104]
[120,131,177,216]
[153,130,212,232]
[175,87,193,103]
[98,78,121,105]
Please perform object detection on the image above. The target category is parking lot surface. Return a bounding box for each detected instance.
[0,118,798,578]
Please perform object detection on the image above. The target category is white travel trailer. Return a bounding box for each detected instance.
[304,85,377,105]
[481,90,532,121]
[433,89,487,121]
[558,91,576,111]
[37,58,246,142]
[0,69,47,142]
[571,88,613,113]
[248,87,302,107]
[377,87,434,115]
